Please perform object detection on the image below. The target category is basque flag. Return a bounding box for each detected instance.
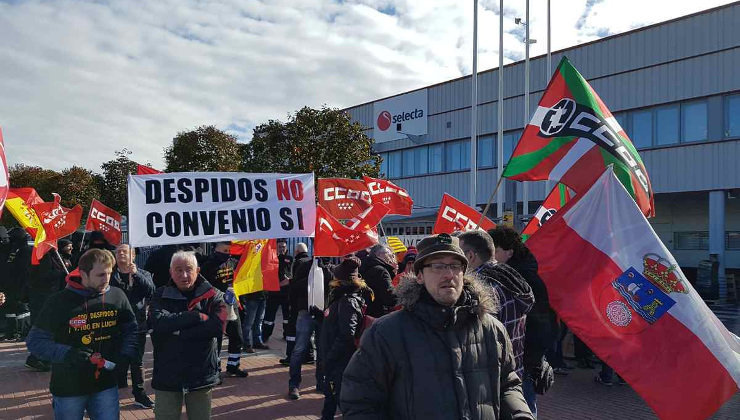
[527,167,740,419]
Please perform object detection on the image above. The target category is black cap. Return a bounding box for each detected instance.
[413,233,468,273]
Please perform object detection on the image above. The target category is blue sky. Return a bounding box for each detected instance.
[0,0,732,171]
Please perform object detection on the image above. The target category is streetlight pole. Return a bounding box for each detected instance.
[522,0,530,219]
[545,0,552,194]
[496,0,504,221]
[470,0,478,208]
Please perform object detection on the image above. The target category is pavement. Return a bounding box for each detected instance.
[1,306,739,419]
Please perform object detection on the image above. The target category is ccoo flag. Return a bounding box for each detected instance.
[527,167,740,420]
[233,239,280,297]
[521,183,571,242]
[503,57,654,217]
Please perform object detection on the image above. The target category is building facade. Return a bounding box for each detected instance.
[344,3,740,296]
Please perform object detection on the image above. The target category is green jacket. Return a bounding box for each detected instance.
[340,274,534,420]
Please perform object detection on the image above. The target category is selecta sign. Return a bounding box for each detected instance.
[372,89,428,143]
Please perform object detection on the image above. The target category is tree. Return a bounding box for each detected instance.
[100,149,139,215]
[56,166,101,215]
[242,106,381,179]
[164,125,241,172]
[7,164,61,201]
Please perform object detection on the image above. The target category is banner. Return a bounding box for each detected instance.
[233,239,280,296]
[527,167,740,420]
[314,203,389,257]
[0,128,8,217]
[85,199,123,245]
[433,193,496,234]
[521,183,572,242]
[127,172,316,247]
[317,178,372,220]
[502,56,655,217]
[363,176,413,216]
[31,193,83,262]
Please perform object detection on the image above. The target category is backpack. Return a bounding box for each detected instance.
[353,302,376,348]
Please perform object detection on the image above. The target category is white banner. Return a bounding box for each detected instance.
[127,172,316,247]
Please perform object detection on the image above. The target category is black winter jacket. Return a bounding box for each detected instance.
[148,277,226,392]
[110,267,155,330]
[506,248,559,371]
[319,283,368,386]
[288,253,332,318]
[358,256,396,318]
[340,275,533,420]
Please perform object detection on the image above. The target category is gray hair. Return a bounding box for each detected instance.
[295,242,308,255]
[370,244,390,257]
[170,250,198,268]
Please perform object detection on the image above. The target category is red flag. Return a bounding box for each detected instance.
[136,164,162,175]
[433,193,496,234]
[0,128,8,218]
[363,176,413,216]
[317,178,372,220]
[314,203,390,257]
[31,193,83,261]
[521,183,572,242]
[85,199,123,245]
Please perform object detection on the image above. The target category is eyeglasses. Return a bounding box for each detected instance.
[422,263,464,274]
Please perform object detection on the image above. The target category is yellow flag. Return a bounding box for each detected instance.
[386,236,407,254]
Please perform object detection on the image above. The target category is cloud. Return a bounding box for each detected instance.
[0,0,732,172]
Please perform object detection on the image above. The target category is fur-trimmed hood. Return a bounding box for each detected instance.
[394,272,499,318]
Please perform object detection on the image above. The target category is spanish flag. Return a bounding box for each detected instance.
[233,239,280,296]
[5,188,51,264]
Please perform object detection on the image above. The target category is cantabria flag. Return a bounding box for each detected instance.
[527,167,739,420]
[503,57,654,217]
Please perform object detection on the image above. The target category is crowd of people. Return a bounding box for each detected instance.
[0,224,613,419]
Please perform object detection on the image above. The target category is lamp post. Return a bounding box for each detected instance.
[470,0,479,208]
[516,1,536,221]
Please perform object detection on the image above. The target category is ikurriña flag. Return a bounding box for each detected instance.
[317,178,373,220]
[521,183,571,242]
[503,56,655,217]
[363,176,413,216]
[233,239,280,296]
[433,193,496,234]
[85,199,122,245]
[526,167,739,420]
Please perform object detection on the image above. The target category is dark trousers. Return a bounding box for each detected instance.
[26,290,52,364]
[262,289,289,342]
[321,378,341,420]
[546,322,569,368]
[116,333,147,394]
[218,309,244,369]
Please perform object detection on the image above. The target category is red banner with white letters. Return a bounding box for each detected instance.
[85,199,123,245]
[317,178,372,220]
[433,193,496,234]
[362,176,413,216]
[314,203,389,257]
[31,193,83,262]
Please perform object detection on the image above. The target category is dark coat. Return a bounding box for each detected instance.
[358,255,396,318]
[506,248,559,371]
[318,283,368,386]
[148,277,226,392]
[288,253,332,318]
[110,266,155,330]
[340,275,533,420]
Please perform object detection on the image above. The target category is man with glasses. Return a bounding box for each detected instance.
[341,233,533,419]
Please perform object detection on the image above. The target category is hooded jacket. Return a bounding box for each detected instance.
[340,274,534,420]
[25,269,138,397]
[475,262,534,378]
[358,255,396,318]
[506,248,559,371]
[148,277,226,392]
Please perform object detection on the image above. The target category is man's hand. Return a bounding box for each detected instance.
[0,292,5,307]
[64,348,94,366]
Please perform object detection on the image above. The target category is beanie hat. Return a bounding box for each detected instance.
[333,256,361,282]
[413,233,468,274]
[58,238,73,248]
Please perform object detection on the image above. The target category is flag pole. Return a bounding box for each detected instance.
[477,174,505,227]
[79,231,86,253]
[54,249,69,275]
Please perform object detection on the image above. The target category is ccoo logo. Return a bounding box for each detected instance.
[377,111,392,131]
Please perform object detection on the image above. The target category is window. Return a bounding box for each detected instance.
[379,153,389,178]
[402,149,413,177]
[429,143,443,173]
[630,110,652,148]
[387,150,402,178]
[415,147,428,175]
[727,94,740,138]
[727,232,740,250]
[445,140,470,171]
[681,100,707,142]
[503,131,521,164]
[655,105,679,145]
[613,112,627,133]
[477,136,494,168]
[674,231,709,250]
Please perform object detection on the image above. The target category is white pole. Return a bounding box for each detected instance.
[522,0,530,219]
[545,0,552,195]
[470,0,478,208]
[497,0,504,220]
